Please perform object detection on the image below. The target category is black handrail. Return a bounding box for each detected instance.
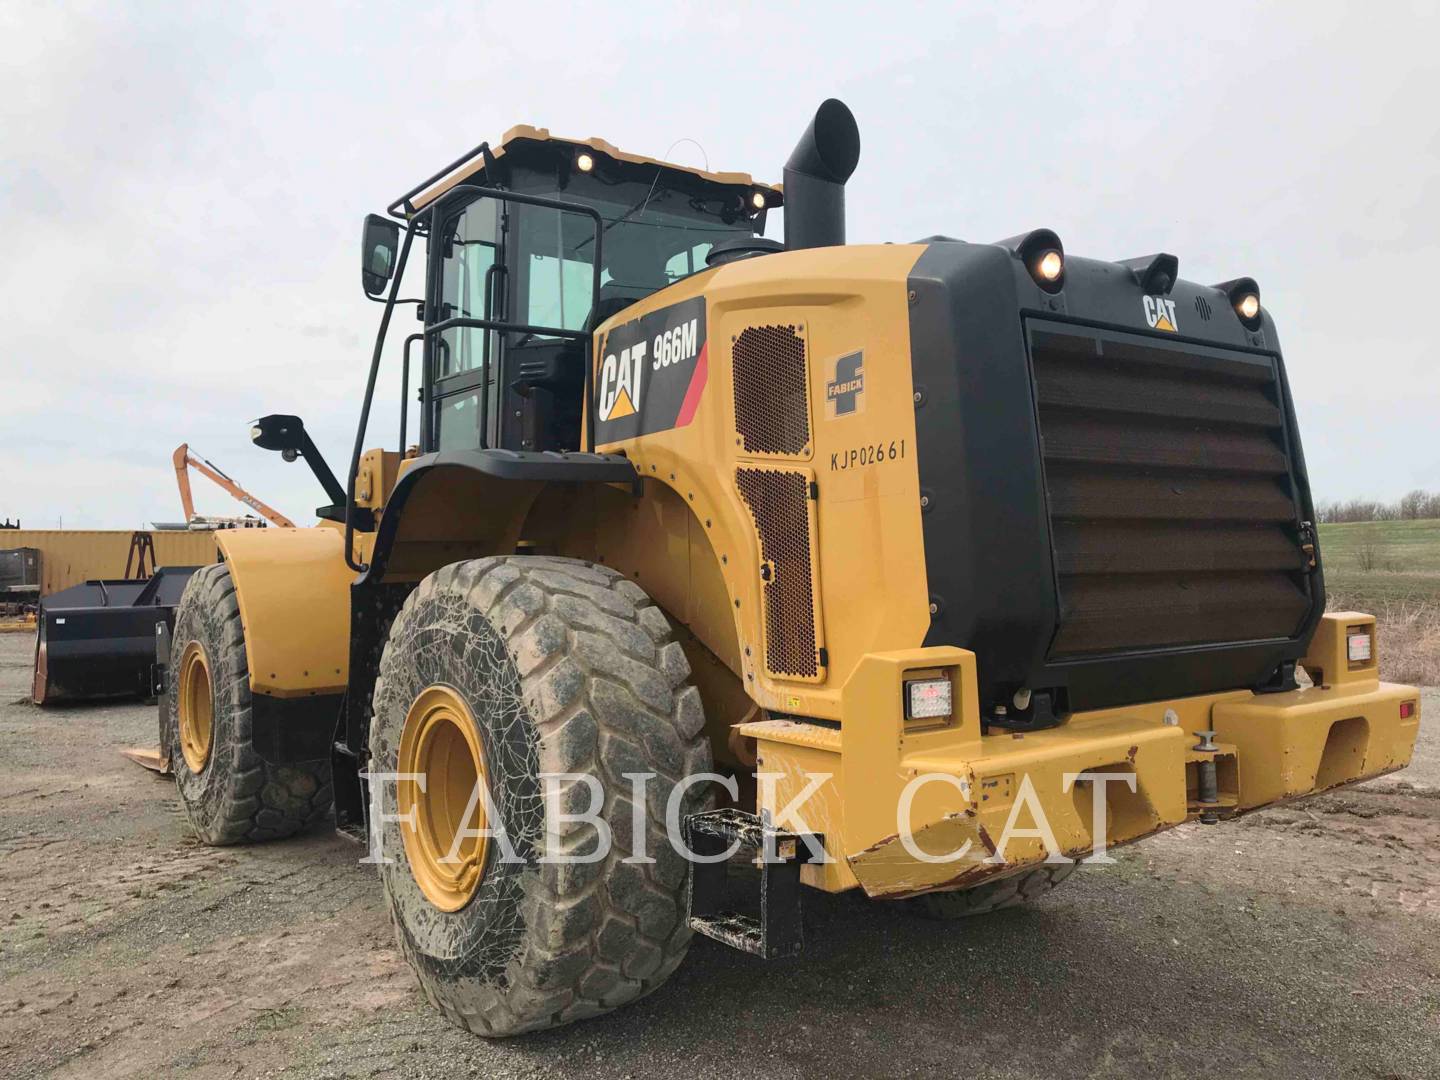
[387,141,490,220]
[481,261,506,378]
[345,183,604,572]
[400,333,422,453]
[425,315,589,340]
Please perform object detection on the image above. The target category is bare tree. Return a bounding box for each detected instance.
[1315,491,1440,523]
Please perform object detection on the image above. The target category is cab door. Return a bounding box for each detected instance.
[426,197,502,452]
[422,193,601,454]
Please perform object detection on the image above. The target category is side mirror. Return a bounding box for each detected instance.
[361,213,400,296]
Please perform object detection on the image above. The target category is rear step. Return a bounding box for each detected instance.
[683,808,824,959]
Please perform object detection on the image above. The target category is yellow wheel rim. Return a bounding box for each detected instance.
[177,641,214,773]
[397,685,490,912]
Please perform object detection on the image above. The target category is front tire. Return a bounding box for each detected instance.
[164,564,333,845]
[369,556,712,1037]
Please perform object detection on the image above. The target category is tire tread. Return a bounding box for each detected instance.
[374,556,711,1037]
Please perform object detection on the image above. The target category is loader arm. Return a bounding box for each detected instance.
[171,443,297,528]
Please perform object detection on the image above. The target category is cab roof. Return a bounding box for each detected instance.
[398,124,783,218]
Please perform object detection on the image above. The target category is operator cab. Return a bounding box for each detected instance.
[368,127,782,455]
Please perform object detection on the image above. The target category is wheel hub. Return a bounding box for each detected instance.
[397,685,490,912]
[177,641,214,773]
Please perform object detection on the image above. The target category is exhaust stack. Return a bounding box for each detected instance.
[783,99,861,250]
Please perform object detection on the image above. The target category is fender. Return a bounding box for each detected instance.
[215,526,354,695]
[212,526,353,764]
[363,448,638,583]
[339,448,639,758]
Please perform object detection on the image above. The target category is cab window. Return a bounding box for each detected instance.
[435,201,499,376]
[517,204,596,333]
[665,242,714,282]
[432,200,501,450]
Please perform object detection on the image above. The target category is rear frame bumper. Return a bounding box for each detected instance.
[741,613,1421,898]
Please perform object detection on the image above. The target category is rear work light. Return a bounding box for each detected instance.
[1347,630,1373,664]
[1035,250,1064,283]
[905,677,952,720]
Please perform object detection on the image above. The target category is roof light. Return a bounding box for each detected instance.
[1119,252,1179,295]
[751,190,767,210]
[1214,277,1263,330]
[999,229,1066,293]
[1035,250,1064,283]
[575,152,594,173]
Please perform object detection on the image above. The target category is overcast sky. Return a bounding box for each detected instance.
[3,1,1437,529]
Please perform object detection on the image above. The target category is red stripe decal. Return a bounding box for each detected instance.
[675,341,708,427]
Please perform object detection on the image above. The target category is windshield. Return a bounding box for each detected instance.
[511,176,762,334]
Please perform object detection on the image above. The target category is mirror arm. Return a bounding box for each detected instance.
[291,428,347,508]
[345,215,422,572]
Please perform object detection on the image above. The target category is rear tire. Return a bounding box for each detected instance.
[903,863,1078,920]
[163,564,333,845]
[369,556,712,1037]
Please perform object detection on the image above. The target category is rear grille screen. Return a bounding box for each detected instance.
[735,465,824,679]
[732,324,811,456]
[1027,323,1312,658]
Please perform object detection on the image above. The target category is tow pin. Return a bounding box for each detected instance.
[1194,729,1220,825]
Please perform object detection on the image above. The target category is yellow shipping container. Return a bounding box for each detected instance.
[0,530,220,596]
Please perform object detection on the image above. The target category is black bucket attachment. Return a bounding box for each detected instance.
[32,567,200,705]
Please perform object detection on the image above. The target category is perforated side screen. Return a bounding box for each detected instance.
[735,466,821,679]
[732,325,810,456]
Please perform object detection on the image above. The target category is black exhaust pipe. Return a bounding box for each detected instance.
[783,99,861,250]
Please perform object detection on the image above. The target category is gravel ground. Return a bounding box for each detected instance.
[1,631,1436,1079]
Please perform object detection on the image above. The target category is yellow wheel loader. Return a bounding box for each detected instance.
[159,99,1422,1036]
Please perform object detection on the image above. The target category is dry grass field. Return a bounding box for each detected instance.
[1320,519,1440,685]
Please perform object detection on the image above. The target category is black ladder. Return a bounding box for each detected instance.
[683,808,825,959]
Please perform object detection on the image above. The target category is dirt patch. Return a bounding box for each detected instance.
[1,633,1437,1078]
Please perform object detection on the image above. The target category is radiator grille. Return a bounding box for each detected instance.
[1029,323,1312,659]
[735,466,823,679]
[733,324,811,455]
